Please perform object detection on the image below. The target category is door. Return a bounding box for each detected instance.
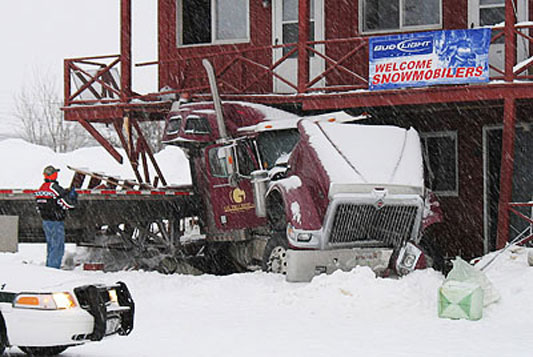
[468,0,528,76]
[205,141,265,231]
[483,125,533,253]
[272,0,325,93]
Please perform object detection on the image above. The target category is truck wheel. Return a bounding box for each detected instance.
[19,346,69,356]
[262,234,289,274]
[0,313,6,355]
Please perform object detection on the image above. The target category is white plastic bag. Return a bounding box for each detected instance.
[445,257,500,306]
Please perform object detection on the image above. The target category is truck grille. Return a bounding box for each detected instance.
[328,204,418,246]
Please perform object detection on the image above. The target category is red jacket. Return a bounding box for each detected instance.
[35,180,76,221]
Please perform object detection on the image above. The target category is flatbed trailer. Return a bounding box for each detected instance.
[0,187,196,244]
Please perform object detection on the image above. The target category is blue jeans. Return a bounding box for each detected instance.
[42,220,65,269]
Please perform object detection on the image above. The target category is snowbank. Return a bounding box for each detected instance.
[0,139,191,189]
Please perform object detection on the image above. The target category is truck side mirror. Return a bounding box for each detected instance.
[217,145,235,176]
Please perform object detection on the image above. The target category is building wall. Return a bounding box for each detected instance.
[158,0,475,92]
[158,0,273,93]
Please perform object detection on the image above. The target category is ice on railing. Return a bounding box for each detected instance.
[514,56,533,74]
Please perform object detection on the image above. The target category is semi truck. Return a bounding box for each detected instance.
[0,63,440,281]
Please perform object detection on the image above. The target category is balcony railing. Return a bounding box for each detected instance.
[64,24,533,108]
[64,54,122,107]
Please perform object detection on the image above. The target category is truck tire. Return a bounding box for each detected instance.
[0,312,6,356]
[262,233,289,274]
[263,193,289,274]
[19,346,69,356]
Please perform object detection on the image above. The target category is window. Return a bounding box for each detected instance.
[236,141,257,176]
[178,0,249,46]
[257,129,300,168]
[166,116,182,135]
[420,131,458,196]
[184,116,211,135]
[479,0,505,27]
[281,0,316,58]
[361,0,441,33]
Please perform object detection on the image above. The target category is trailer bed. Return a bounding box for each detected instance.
[0,186,197,242]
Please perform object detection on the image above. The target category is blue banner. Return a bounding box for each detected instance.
[369,29,492,91]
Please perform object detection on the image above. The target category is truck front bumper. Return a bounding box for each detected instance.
[286,247,393,282]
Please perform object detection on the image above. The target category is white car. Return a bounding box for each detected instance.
[0,263,134,356]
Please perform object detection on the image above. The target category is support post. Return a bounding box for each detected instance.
[64,60,71,107]
[113,119,144,183]
[496,97,516,249]
[504,0,516,81]
[78,119,123,164]
[120,0,132,101]
[297,0,310,93]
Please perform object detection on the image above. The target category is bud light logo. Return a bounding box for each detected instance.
[372,36,433,59]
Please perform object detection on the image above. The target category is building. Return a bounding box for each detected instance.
[62,0,533,259]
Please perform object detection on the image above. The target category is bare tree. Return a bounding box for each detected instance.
[14,71,92,152]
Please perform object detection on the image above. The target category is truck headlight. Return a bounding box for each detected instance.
[287,224,313,242]
[14,292,76,310]
[297,233,312,242]
[395,241,423,276]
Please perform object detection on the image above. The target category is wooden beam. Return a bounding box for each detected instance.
[496,96,517,249]
[504,0,516,81]
[297,0,310,92]
[121,0,132,100]
[77,119,123,164]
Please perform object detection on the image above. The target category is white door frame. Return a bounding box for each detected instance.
[272,0,325,93]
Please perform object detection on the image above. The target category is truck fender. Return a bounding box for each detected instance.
[267,178,322,231]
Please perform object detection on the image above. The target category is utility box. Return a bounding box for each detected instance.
[0,215,19,253]
[438,280,484,321]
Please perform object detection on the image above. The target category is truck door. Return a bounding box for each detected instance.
[205,140,266,231]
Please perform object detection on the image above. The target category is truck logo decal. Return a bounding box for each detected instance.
[223,187,255,213]
[230,188,246,204]
[374,199,385,210]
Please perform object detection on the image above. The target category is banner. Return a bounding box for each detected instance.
[369,29,492,91]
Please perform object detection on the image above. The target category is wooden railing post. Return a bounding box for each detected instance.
[121,0,132,101]
[297,0,310,93]
[64,60,71,107]
[496,96,517,249]
[504,0,516,81]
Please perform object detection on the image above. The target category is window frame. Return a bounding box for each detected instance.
[184,115,212,135]
[166,115,183,135]
[177,0,251,47]
[359,0,443,35]
[420,130,459,197]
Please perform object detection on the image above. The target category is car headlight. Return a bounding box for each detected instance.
[14,292,76,310]
[108,289,118,304]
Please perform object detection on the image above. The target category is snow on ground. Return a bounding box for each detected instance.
[1,244,533,356]
[1,139,532,356]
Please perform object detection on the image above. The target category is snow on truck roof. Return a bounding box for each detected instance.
[300,120,424,189]
[237,110,367,133]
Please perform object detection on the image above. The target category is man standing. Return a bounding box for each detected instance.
[35,165,77,269]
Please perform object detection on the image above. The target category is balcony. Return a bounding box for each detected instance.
[64,23,533,116]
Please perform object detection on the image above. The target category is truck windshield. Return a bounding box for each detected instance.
[256,129,299,168]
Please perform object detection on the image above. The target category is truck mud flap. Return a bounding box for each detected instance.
[74,282,134,341]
